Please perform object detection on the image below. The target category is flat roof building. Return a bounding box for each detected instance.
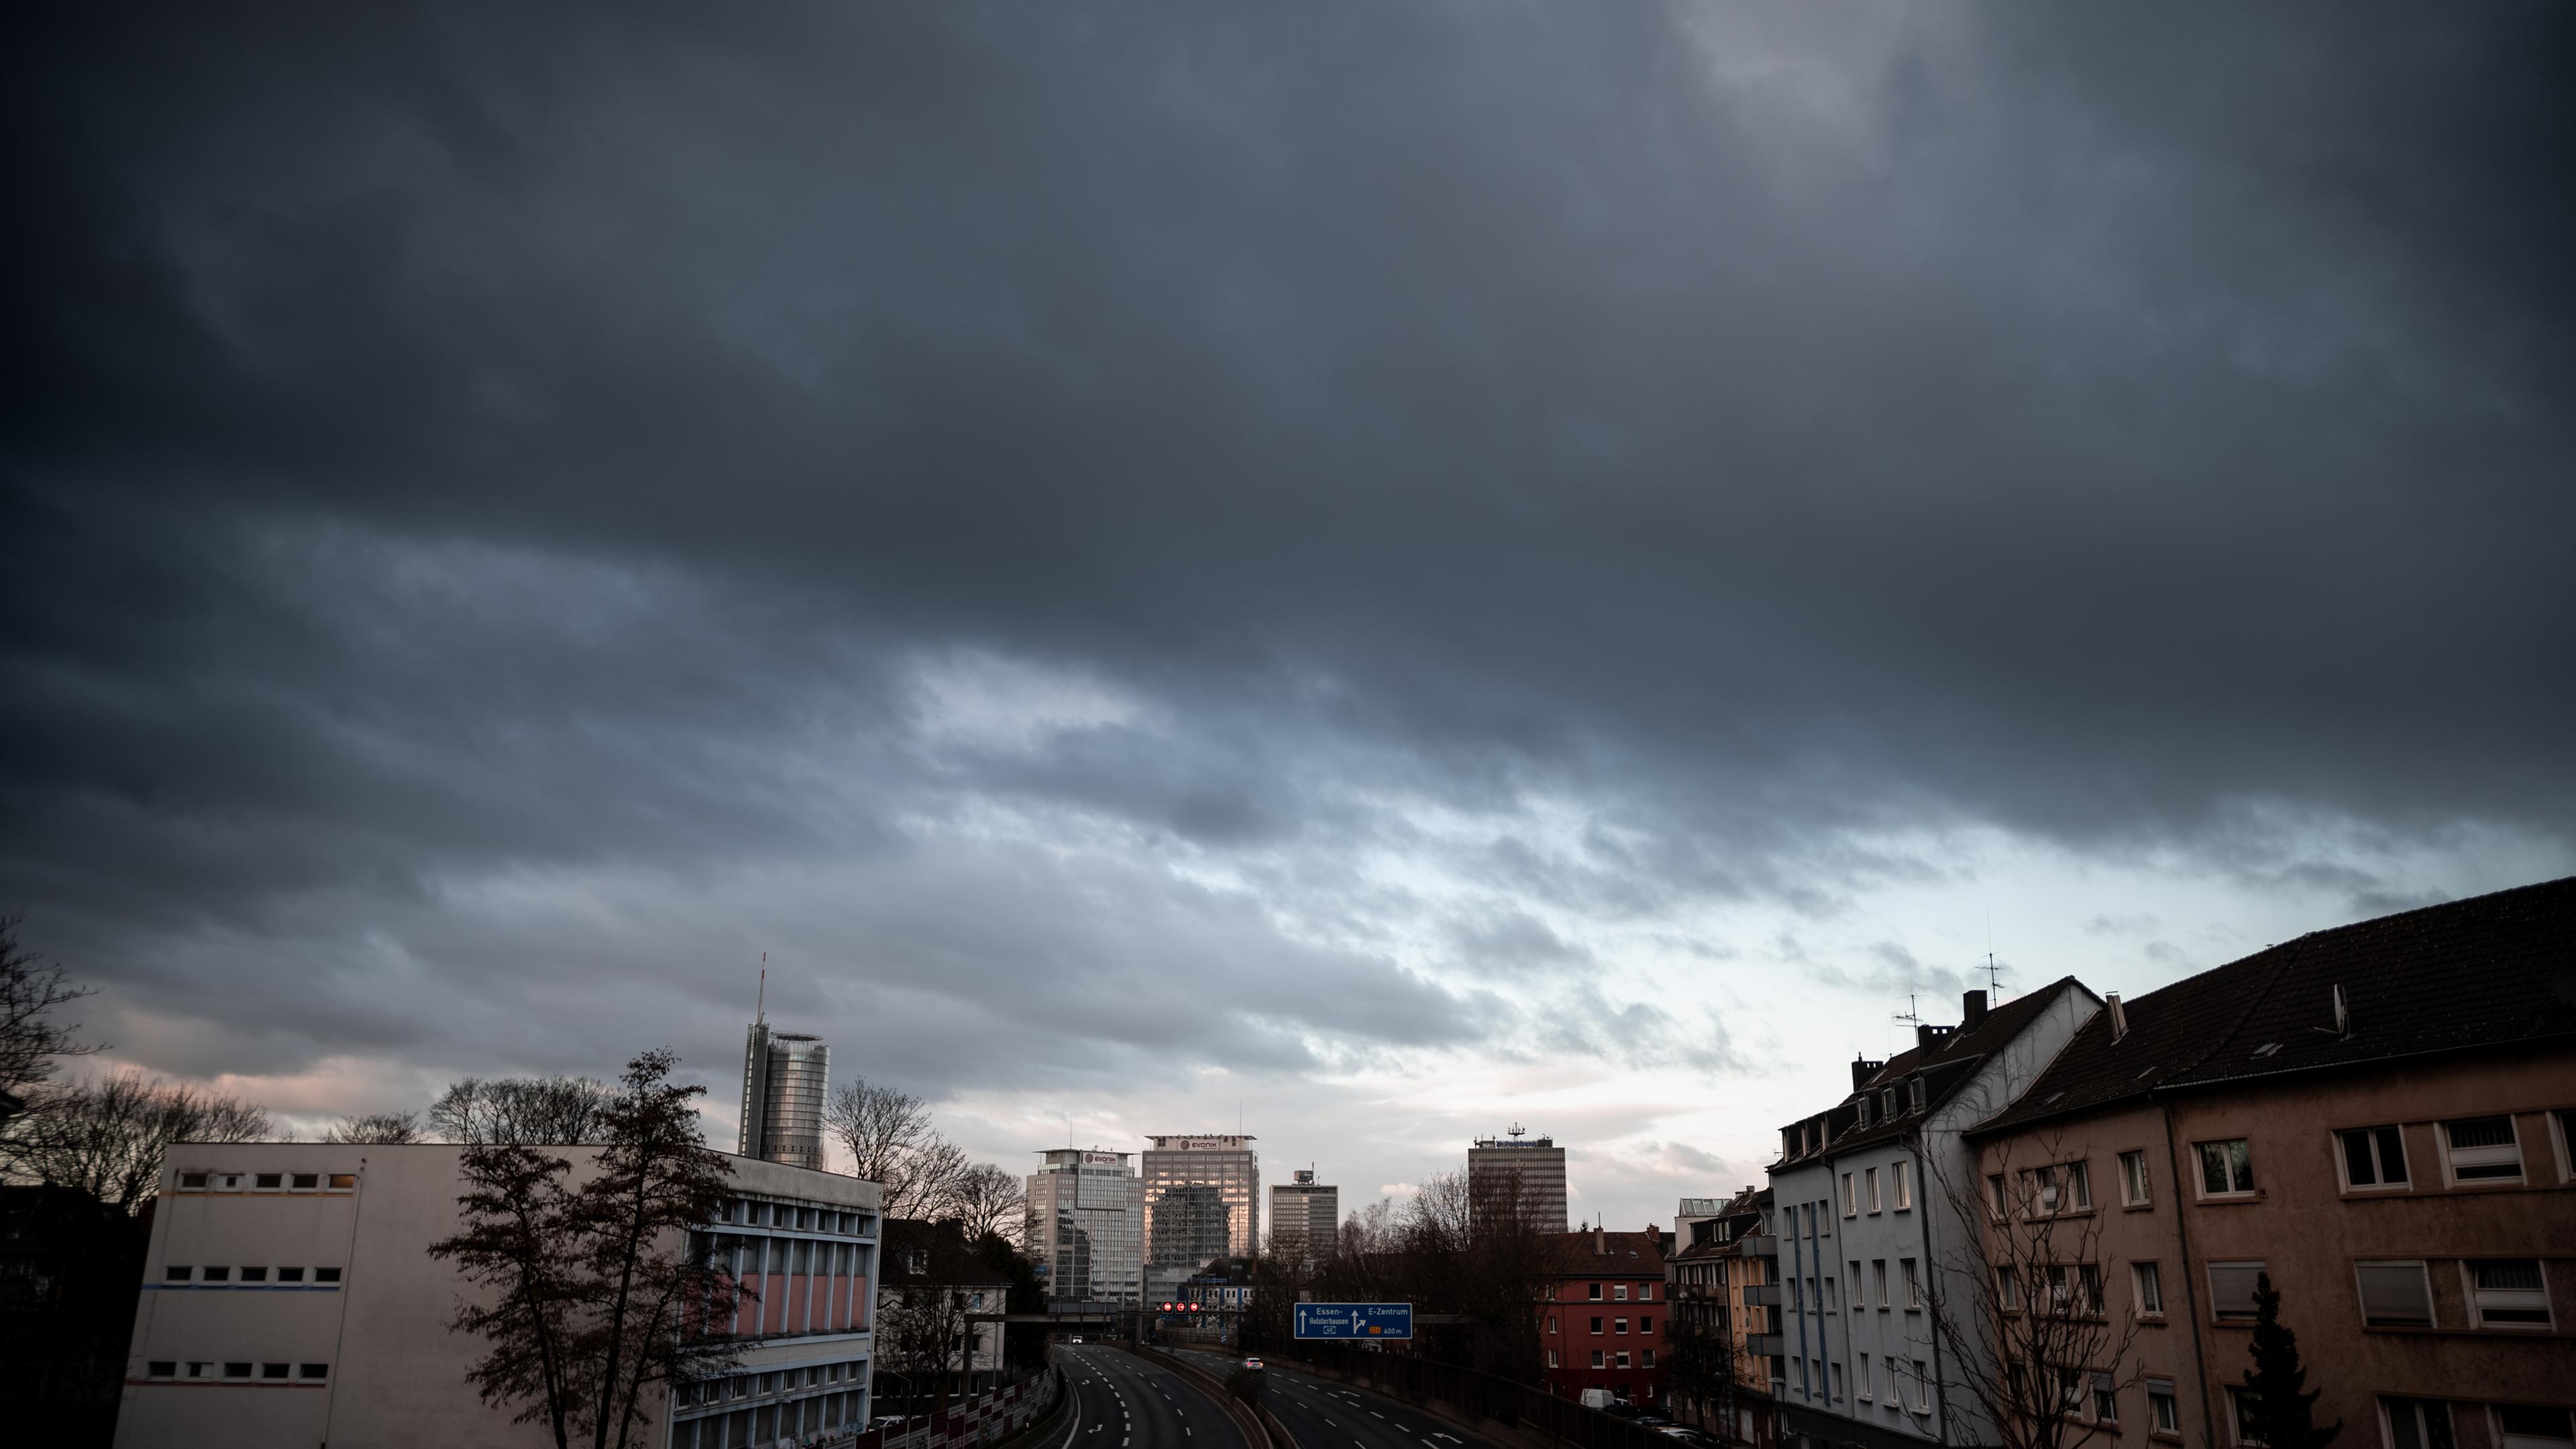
[115,1142,881,1449]
[1141,1135,1258,1303]
[1268,1170,1339,1263]
[1026,1149,1144,1307]
[1469,1128,1568,1232]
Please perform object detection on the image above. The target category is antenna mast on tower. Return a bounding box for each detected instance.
[756,952,767,1026]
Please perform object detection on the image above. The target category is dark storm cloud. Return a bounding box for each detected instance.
[3,1,2572,1104]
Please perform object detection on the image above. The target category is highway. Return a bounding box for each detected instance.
[1167,1346,1498,1449]
[1058,1342,1249,1449]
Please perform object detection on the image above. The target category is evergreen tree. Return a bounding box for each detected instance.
[2243,1272,2340,1449]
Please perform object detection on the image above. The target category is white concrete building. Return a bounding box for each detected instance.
[1267,1169,1339,1263]
[116,1142,881,1449]
[1766,982,2099,1449]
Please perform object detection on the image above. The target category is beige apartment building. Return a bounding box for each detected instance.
[117,1142,881,1449]
[1968,879,2576,1449]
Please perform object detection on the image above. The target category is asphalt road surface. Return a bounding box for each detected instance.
[1057,1342,1249,1449]
[1167,1347,1497,1449]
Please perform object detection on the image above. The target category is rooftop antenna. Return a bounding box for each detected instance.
[755,953,767,1026]
[1892,994,1922,1030]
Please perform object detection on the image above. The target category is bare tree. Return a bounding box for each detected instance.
[0,915,95,1108]
[823,1076,966,1218]
[430,1049,745,1449]
[327,1110,425,1144]
[947,1161,1027,1244]
[431,1075,614,1145]
[12,1069,270,1212]
[1918,1125,2150,1449]
[1665,1279,1746,1440]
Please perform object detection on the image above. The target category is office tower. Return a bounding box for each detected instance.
[1141,1134,1260,1302]
[1267,1169,1340,1262]
[1024,1148,1144,1305]
[1468,1126,1568,1232]
[739,1022,830,1171]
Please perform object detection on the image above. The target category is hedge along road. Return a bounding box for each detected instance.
[1167,1347,1498,1449]
[1059,1342,1249,1449]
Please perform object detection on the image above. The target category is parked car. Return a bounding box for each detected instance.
[1657,1428,1713,1445]
[1635,1413,1673,1427]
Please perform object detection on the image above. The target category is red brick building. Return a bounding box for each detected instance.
[1540,1227,1670,1407]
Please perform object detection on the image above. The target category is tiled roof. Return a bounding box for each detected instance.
[1774,977,2094,1165]
[1543,1230,1666,1275]
[1973,876,2576,1137]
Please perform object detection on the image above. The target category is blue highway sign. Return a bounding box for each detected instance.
[1293,1302,1415,1340]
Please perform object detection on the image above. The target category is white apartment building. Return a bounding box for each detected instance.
[1766,983,2097,1449]
[116,1142,881,1449]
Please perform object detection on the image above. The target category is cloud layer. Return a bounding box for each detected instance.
[5,1,2571,1227]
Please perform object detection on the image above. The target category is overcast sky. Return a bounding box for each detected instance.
[5,2,2571,1232]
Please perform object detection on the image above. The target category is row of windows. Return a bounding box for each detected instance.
[143,1360,330,1381]
[1548,1348,1656,1370]
[1985,1255,2555,1331]
[162,1266,342,1285]
[708,1198,872,1237]
[674,1358,865,1407]
[698,1233,867,1278]
[2375,1398,2571,1449]
[1544,1314,1658,1335]
[1990,1110,2575,1220]
[1558,1281,1656,1301]
[674,1389,867,1448]
[172,1171,356,1193]
[1837,1161,1915,1217]
[1790,1257,1922,1315]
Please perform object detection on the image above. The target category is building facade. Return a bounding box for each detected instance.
[739,1023,829,1171]
[1768,979,2098,1449]
[116,1142,881,1449]
[1470,1130,1570,1232]
[1269,1170,1340,1263]
[1025,1149,1144,1307]
[1540,1228,1671,1407]
[1968,880,2576,1449]
[875,1218,1012,1399]
[1141,1135,1259,1303]
[1670,1186,1781,1449]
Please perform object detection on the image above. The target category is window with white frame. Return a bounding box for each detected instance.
[1615,1283,1629,1301]
[1866,1167,1881,1213]
[1892,1160,1911,1210]
[1849,1260,1863,1308]
[1856,1352,1873,1401]
[1987,1173,2008,1219]
[1912,1360,1931,1413]
[2339,1125,2410,1189]
[1841,1174,1857,1218]
[1902,1258,1921,1309]
[2198,1138,2256,1197]
[2208,1261,2265,1322]
[2443,1118,2524,1184]
[2383,1398,2455,1449]
[1873,1260,1888,1308]
[2466,1259,2551,1327]
[1996,1265,2021,1311]
[2355,1260,2434,1327]
[2068,1161,2093,1210]
[2494,1405,2574,1449]
[2092,1373,2118,1424]
[2134,1260,2164,1317]
[1831,1362,1844,1401]
[1882,1087,1897,1119]
[2148,1380,2180,1437]
[2121,1149,2151,1205]
[1592,1349,1605,1368]
[1911,1078,1925,1112]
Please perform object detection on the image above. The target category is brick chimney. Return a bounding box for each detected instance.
[1962,989,1988,1028]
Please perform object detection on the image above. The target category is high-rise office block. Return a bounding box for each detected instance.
[1468,1127,1568,1232]
[1267,1169,1339,1262]
[1141,1134,1259,1302]
[1024,1149,1144,1305]
[740,1023,829,1171]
